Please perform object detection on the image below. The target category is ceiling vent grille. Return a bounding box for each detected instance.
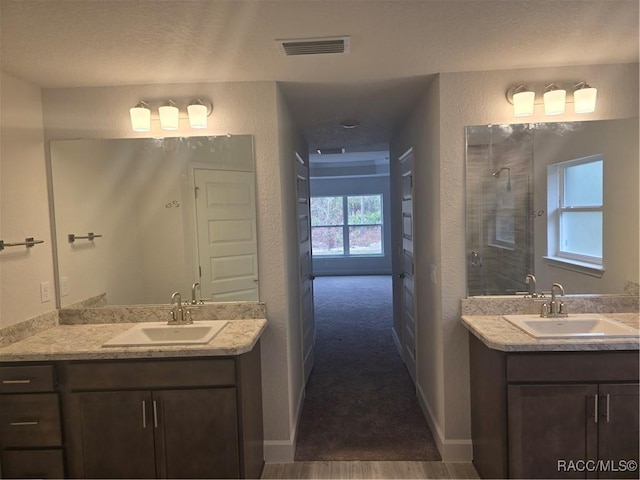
[277,36,350,56]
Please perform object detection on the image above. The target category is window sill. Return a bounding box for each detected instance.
[543,256,605,278]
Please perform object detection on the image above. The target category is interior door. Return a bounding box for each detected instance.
[399,148,417,384]
[194,168,258,301]
[296,152,315,383]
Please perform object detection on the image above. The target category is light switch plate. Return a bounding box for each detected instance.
[61,276,70,297]
[40,281,51,302]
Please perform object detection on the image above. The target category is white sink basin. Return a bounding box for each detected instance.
[503,314,639,339]
[102,320,228,347]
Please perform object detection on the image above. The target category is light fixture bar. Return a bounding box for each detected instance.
[128,97,213,132]
[506,81,597,117]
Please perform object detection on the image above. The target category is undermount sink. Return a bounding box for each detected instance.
[503,314,639,339]
[102,320,228,347]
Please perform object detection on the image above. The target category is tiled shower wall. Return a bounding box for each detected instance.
[466,125,534,296]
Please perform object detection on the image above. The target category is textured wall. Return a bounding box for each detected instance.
[40,80,298,455]
[391,63,639,461]
[0,72,55,328]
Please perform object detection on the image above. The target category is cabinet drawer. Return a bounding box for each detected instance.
[0,393,62,447]
[1,449,65,479]
[0,365,55,393]
[507,351,640,383]
[66,358,236,390]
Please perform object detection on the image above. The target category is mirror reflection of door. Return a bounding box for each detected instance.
[193,168,258,301]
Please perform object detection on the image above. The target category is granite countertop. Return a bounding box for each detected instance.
[0,319,267,362]
[461,313,639,352]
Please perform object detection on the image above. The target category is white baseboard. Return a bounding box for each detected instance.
[416,383,473,462]
[263,383,306,463]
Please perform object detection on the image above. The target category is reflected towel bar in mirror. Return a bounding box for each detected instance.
[68,232,103,243]
[0,237,45,251]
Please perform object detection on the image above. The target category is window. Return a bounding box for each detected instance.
[547,154,603,268]
[311,195,383,256]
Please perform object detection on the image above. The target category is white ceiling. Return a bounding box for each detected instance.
[1,0,638,151]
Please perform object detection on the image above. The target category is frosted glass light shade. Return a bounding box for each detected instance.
[574,86,597,113]
[187,102,208,128]
[543,88,566,115]
[512,90,535,117]
[129,104,151,132]
[159,103,179,130]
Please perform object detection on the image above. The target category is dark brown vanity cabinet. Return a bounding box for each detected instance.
[469,335,639,479]
[69,388,239,478]
[59,345,264,479]
[0,364,65,479]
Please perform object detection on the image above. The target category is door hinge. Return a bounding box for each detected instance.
[194,186,199,198]
[199,266,202,278]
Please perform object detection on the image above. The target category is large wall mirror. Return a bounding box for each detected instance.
[465,118,639,296]
[50,135,258,307]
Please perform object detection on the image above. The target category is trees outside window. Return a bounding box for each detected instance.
[311,195,383,256]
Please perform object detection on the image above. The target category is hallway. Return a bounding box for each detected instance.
[294,276,440,461]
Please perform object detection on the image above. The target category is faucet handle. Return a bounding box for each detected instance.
[540,302,549,317]
[559,302,567,316]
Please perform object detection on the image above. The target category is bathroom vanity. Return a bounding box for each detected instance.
[462,312,639,479]
[0,316,267,479]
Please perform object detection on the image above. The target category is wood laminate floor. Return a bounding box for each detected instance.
[262,461,479,479]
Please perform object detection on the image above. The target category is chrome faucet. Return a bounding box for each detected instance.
[191,282,201,305]
[541,283,568,318]
[525,274,538,298]
[169,292,193,325]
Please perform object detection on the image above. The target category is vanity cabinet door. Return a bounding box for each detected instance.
[597,383,639,479]
[154,388,240,479]
[72,390,157,479]
[508,384,598,479]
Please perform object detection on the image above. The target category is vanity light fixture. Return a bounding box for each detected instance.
[506,82,597,118]
[187,99,209,129]
[573,81,598,113]
[129,101,151,132]
[511,85,535,117]
[158,100,180,130]
[543,84,566,115]
[129,98,213,131]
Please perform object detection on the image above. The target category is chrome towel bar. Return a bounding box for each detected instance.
[0,237,44,251]
[68,232,103,243]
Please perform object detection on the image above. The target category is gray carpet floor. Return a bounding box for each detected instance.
[294,275,441,461]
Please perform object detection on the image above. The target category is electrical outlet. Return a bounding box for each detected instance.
[61,276,70,297]
[40,281,51,303]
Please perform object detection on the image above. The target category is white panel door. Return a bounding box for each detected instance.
[399,149,416,385]
[296,152,315,383]
[194,168,258,301]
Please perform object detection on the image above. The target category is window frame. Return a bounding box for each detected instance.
[311,194,384,257]
[546,154,604,270]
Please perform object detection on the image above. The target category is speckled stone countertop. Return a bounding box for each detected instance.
[0,319,267,362]
[461,313,639,352]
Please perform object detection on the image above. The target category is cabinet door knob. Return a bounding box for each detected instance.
[593,394,599,423]
[9,421,39,426]
[142,401,147,429]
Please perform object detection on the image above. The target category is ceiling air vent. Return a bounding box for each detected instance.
[277,36,350,56]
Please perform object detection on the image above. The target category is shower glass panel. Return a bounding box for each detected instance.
[465,124,534,296]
